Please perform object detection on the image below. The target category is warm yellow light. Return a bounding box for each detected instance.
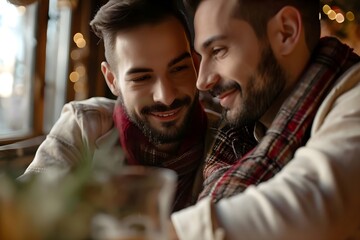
[75,65,86,77]
[328,10,336,20]
[70,50,81,60]
[69,71,80,82]
[74,81,86,93]
[322,5,331,15]
[346,11,355,21]
[335,13,345,23]
[73,33,84,43]
[76,38,86,48]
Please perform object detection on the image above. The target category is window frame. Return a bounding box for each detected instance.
[0,0,48,145]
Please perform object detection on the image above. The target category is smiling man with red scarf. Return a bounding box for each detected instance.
[20,0,219,212]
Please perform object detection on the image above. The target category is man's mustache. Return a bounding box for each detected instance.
[141,97,191,114]
[209,82,241,98]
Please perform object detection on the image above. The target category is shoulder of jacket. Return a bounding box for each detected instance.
[330,61,360,96]
[312,61,360,133]
[60,97,116,136]
[65,97,116,116]
[344,61,360,84]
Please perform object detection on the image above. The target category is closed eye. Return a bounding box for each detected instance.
[170,65,189,73]
[212,47,226,58]
[128,74,152,82]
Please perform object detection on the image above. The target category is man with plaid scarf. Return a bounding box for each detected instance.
[171,0,360,239]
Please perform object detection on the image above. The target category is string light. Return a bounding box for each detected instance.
[335,13,345,23]
[69,71,80,83]
[73,32,86,48]
[346,11,355,21]
[321,1,358,23]
[75,65,86,77]
[71,31,88,97]
[323,4,331,14]
[328,10,337,20]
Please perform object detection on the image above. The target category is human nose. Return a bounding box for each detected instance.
[196,61,219,91]
[153,76,177,106]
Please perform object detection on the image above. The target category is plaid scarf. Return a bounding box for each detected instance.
[199,37,360,202]
[113,100,208,211]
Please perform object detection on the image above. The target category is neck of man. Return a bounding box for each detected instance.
[260,39,311,129]
[259,67,305,128]
[155,142,181,154]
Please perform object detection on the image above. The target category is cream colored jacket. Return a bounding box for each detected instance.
[22,97,123,175]
[172,63,360,240]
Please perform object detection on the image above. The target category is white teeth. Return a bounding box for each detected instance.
[152,109,179,117]
[156,112,175,117]
[151,108,181,118]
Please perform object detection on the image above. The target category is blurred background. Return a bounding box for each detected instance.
[321,0,360,54]
[0,0,359,173]
[0,0,110,144]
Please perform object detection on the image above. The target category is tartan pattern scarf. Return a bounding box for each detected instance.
[199,37,360,202]
[113,101,208,211]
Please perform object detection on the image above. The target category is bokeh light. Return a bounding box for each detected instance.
[346,11,355,21]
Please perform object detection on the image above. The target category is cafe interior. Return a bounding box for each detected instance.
[0,0,359,238]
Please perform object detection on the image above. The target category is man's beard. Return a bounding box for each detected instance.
[119,94,197,145]
[214,44,287,127]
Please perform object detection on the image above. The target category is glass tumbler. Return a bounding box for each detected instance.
[91,166,177,240]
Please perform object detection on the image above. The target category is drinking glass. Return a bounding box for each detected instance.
[91,166,177,240]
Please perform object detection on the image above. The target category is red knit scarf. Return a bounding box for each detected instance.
[199,37,360,202]
[113,100,208,211]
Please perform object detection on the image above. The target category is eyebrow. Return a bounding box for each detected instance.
[125,52,192,75]
[201,35,227,50]
[126,67,153,75]
[168,52,192,67]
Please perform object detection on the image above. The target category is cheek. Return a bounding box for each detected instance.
[173,71,198,96]
[183,73,197,88]
[220,58,245,83]
[223,52,258,86]
[181,79,198,98]
[225,42,260,79]
[121,89,147,114]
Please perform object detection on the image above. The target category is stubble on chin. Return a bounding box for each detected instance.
[223,43,287,128]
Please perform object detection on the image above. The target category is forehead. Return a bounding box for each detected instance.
[194,0,239,49]
[197,0,237,17]
[114,17,190,68]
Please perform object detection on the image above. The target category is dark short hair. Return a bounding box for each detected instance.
[90,0,192,68]
[183,0,320,52]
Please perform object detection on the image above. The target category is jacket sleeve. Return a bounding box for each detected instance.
[171,66,360,240]
[21,97,115,176]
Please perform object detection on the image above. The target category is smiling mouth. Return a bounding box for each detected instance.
[217,88,237,100]
[150,108,181,120]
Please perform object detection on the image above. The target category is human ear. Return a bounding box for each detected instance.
[268,6,302,56]
[101,61,120,96]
